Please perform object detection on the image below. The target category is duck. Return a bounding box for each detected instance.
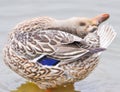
[3,14,116,92]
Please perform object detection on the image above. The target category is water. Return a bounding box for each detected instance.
[0,0,120,92]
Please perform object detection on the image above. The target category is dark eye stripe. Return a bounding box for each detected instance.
[80,22,86,26]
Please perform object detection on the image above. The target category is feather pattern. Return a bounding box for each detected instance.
[97,25,117,48]
[3,15,116,89]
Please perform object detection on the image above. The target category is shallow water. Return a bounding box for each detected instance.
[11,82,75,92]
[0,0,120,92]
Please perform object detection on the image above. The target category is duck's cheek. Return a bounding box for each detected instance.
[76,27,83,35]
[76,30,87,38]
[77,26,85,32]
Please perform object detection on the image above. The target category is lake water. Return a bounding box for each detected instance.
[0,0,120,92]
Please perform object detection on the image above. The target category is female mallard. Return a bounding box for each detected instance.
[3,14,116,91]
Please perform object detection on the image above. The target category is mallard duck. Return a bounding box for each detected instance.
[3,14,116,92]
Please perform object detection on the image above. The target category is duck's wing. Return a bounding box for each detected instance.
[13,27,107,66]
[11,29,84,59]
[27,29,105,66]
[97,25,116,48]
[27,30,87,63]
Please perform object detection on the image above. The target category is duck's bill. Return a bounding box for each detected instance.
[92,13,110,24]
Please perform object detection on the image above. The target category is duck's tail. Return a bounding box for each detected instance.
[97,25,117,48]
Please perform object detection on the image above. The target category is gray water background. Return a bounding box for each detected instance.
[0,0,120,92]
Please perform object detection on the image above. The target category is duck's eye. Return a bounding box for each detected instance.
[79,22,86,26]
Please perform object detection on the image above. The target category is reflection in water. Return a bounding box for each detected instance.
[11,82,78,92]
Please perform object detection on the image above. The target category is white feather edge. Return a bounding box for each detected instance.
[97,25,117,48]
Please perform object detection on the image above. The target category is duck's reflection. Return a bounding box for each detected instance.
[12,82,79,92]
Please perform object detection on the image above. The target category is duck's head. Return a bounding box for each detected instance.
[55,13,109,38]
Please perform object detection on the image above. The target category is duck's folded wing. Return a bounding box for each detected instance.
[26,29,106,66]
[32,45,105,66]
[22,29,84,59]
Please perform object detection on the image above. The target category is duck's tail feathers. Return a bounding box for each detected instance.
[65,47,106,63]
[97,25,117,48]
[89,48,106,54]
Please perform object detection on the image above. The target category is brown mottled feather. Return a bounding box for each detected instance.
[3,15,116,89]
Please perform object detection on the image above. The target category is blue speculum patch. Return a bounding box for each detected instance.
[37,56,60,66]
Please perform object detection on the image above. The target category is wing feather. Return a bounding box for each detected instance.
[97,25,116,48]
